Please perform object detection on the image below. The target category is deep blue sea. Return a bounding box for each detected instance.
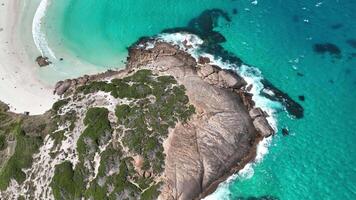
[41,0,356,199]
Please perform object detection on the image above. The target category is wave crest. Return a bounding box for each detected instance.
[32,0,56,59]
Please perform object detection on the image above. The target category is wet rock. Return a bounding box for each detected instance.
[239,91,255,110]
[249,108,265,120]
[36,56,51,67]
[261,79,304,119]
[282,128,289,136]
[218,70,247,89]
[198,56,210,64]
[298,95,305,101]
[246,84,253,92]
[253,117,274,137]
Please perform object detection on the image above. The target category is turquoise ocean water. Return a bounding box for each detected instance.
[41,0,356,199]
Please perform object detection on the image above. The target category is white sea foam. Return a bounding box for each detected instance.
[32,0,56,59]
[157,32,281,200]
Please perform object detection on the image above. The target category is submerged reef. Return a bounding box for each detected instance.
[313,43,342,58]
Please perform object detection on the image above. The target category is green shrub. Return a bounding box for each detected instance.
[51,161,76,199]
[77,107,112,160]
[0,134,6,150]
[52,99,69,113]
[0,124,43,190]
[141,183,160,200]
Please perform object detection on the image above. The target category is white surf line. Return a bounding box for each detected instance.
[32,0,57,60]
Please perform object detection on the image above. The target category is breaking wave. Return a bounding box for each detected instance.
[32,0,56,59]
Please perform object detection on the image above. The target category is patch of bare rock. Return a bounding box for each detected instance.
[35,56,51,67]
[126,41,275,199]
[52,40,275,200]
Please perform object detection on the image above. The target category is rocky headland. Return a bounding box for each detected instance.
[0,40,274,200]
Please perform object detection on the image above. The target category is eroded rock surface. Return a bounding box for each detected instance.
[1,41,275,200]
[126,42,273,200]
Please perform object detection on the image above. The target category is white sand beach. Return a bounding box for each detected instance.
[0,0,57,114]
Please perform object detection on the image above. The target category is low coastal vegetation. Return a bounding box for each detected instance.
[0,70,195,198]
[49,69,195,199]
[0,122,43,190]
[0,98,73,191]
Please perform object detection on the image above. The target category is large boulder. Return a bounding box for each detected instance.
[36,56,51,67]
[218,70,247,89]
[253,117,274,137]
[55,80,72,95]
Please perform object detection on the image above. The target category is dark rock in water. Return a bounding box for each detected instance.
[261,79,304,119]
[282,128,289,136]
[346,39,356,49]
[329,79,334,84]
[313,43,341,58]
[162,9,243,66]
[59,58,64,61]
[161,8,302,119]
[331,23,343,30]
[36,56,51,67]
[246,84,253,92]
[187,9,231,34]
[232,8,238,15]
[198,56,211,64]
[298,95,305,101]
[297,72,304,77]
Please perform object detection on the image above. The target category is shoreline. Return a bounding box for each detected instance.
[53,38,277,199]
[0,0,57,115]
[0,1,278,197]
[199,136,263,199]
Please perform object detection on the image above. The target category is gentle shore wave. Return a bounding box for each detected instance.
[0,0,56,114]
[32,0,56,59]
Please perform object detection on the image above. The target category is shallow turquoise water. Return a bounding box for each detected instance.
[43,0,356,199]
